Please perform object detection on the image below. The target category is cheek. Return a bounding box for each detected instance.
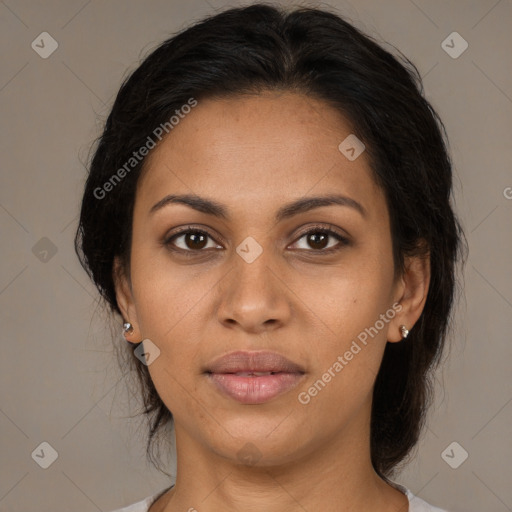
[299,247,394,341]
[295,289,391,429]
[129,254,211,403]
[295,249,395,400]
[130,242,210,336]
[135,272,207,416]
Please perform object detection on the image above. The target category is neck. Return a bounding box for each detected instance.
[156,400,409,512]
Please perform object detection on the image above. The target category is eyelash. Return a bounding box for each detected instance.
[163,224,350,257]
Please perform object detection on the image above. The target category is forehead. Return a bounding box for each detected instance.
[136,91,384,221]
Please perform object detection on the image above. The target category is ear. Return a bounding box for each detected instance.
[386,245,430,343]
[113,256,140,344]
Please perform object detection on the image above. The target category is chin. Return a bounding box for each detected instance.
[206,425,310,468]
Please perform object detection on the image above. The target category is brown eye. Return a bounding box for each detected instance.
[182,231,208,250]
[306,232,329,250]
[290,227,349,253]
[165,229,221,252]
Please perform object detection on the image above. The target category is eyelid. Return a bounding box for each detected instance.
[291,223,350,243]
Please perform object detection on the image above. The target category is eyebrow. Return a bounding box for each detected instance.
[149,193,366,221]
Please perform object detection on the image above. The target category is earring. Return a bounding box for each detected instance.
[399,325,409,339]
[123,322,134,335]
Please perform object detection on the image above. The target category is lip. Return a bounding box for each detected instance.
[205,350,305,374]
[205,350,306,404]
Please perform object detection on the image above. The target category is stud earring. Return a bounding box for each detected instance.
[399,325,409,339]
[123,322,134,335]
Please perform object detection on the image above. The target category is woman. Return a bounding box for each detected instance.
[75,4,466,511]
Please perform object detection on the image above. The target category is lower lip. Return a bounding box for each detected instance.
[207,372,304,404]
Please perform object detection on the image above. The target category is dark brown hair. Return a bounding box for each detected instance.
[75,3,467,481]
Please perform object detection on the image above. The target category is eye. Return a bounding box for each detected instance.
[290,226,349,253]
[164,227,222,253]
[163,224,350,256]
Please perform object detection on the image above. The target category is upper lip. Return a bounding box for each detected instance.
[205,350,305,374]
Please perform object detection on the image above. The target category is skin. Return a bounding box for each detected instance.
[114,91,430,512]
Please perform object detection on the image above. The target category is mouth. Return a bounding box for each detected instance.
[204,351,306,404]
[206,372,305,404]
[204,350,305,374]
[219,371,283,376]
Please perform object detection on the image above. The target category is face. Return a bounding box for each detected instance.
[115,91,424,466]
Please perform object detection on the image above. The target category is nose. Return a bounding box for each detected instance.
[216,245,292,334]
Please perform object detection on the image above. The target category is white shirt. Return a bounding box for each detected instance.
[109,483,450,512]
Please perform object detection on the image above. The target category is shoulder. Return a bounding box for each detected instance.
[108,487,170,512]
[107,495,153,512]
[408,493,451,512]
[392,482,451,512]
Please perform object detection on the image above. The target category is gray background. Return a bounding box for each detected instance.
[1,0,511,511]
